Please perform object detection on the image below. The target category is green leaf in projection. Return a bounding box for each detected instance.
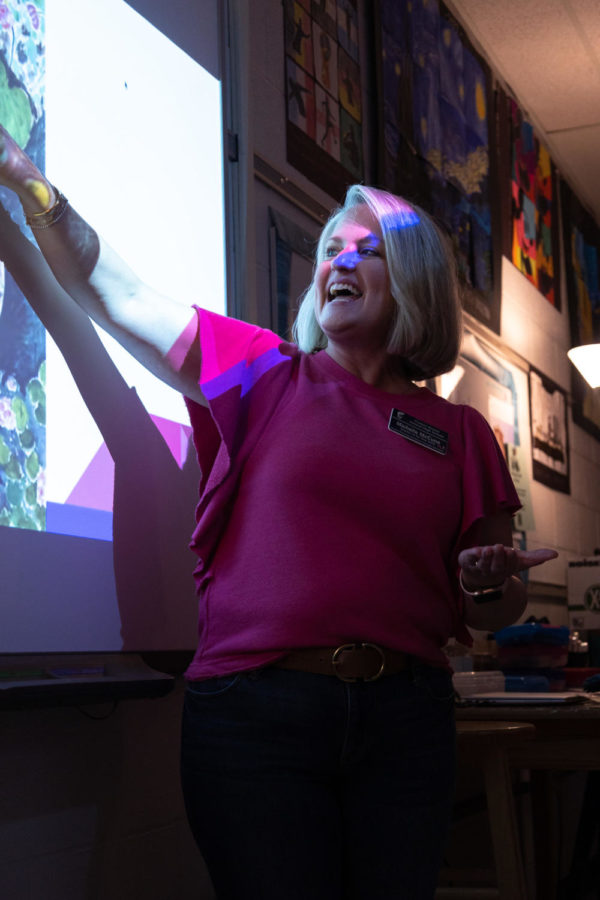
[19,428,34,451]
[25,482,38,508]
[27,378,44,406]
[4,453,23,481]
[25,450,39,481]
[0,435,9,466]
[0,59,33,150]
[11,395,28,432]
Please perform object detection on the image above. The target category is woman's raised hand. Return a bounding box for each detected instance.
[0,123,54,214]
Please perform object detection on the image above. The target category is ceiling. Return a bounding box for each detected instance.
[448,0,600,226]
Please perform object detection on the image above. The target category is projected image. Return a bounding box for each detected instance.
[1,0,225,541]
[0,0,225,652]
[0,0,46,532]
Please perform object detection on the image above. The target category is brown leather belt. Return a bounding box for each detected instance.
[273,642,410,683]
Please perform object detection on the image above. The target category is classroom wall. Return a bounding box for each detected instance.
[0,683,215,900]
[246,0,600,621]
[2,2,600,899]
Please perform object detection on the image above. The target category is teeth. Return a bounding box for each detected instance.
[328,282,361,299]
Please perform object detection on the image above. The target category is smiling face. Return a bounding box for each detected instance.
[315,205,396,353]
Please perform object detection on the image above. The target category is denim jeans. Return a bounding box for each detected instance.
[180,663,456,900]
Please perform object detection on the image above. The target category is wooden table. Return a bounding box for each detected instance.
[455,698,600,899]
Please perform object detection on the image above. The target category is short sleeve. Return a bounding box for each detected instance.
[459,405,521,545]
[178,307,295,575]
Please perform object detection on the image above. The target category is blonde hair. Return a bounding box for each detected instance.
[292,185,463,380]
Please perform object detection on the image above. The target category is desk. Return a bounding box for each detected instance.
[456,700,600,899]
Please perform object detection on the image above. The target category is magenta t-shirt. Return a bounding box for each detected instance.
[176,309,520,679]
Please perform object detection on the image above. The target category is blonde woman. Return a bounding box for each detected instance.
[0,125,556,899]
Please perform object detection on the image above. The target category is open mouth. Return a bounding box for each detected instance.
[327,282,363,301]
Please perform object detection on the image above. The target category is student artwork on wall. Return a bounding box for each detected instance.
[284,0,364,201]
[499,91,561,308]
[435,332,535,532]
[375,0,501,333]
[529,367,570,494]
[561,178,600,440]
[269,207,317,340]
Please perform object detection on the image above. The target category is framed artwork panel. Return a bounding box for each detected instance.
[269,207,317,341]
[529,367,570,494]
[561,178,600,440]
[374,0,502,333]
[284,0,363,201]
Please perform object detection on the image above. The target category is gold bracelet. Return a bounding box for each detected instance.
[24,186,69,229]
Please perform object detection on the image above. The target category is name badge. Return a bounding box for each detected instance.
[388,409,448,455]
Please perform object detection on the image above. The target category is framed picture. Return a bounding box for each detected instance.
[374,0,502,333]
[269,207,317,340]
[435,331,535,532]
[498,88,561,309]
[284,0,364,201]
[561,178,600,440]
[529,367,570,494]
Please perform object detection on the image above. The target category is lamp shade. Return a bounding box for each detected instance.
[568,344,600,389]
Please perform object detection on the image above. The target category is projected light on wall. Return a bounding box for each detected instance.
[0,0,226,653]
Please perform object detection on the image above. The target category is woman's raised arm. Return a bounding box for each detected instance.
[0,124,205,404]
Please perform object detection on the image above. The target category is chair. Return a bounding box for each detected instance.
[436,720,536,900]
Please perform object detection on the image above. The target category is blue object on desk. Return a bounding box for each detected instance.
[505,675,550,692]
[495,624,569,646]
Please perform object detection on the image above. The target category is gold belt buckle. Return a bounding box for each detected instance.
[332,642,386,682]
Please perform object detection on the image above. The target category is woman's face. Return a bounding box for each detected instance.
[314,206,395,350]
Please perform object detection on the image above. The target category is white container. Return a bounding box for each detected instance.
[452,670,505,698]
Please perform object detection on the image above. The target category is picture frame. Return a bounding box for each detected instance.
[435,330,535,532]
[268,207,318,340]
[284,0,364,201]
[498,87,562,310]
[374,0,502,333]
[529,367,570,494]
[560,178,600,441]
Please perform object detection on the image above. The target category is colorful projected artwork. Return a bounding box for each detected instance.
[0,0,46,531]
[508,98,559,307]
[376,0,499,332]
[1,0,226,547]
[284,0,363,199]
[561,179,600,439]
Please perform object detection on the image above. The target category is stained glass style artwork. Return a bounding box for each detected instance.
[508,98,560,307]
[284,0,363,199]
[376,0,499,332]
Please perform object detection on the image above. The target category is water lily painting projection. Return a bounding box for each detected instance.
[376,0,500,332]
[0,0,46,532]
[1,0,227,655]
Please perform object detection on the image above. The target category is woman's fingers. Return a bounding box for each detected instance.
[458,545,558,586]
[514,548,559,571]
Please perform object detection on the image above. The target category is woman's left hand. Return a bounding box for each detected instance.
[458,544,558,590]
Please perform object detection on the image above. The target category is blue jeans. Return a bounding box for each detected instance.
[180,663,456,900]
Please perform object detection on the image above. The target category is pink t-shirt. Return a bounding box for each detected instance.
[176,309,520,679]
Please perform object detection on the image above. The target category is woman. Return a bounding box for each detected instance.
[0,123,556,899]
